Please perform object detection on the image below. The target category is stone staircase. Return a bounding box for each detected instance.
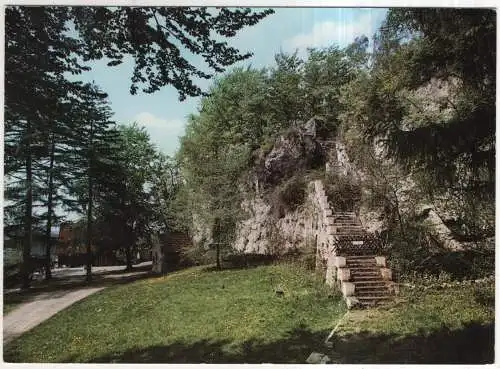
[310,180,395,309]
[332,212,365,237]
[346,255,393,307]
[329,211,396,309]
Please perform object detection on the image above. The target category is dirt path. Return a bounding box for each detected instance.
[3,287,105,344]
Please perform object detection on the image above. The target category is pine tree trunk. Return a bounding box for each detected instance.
[125,221,137,271]
[86,122,94,283]
[22,122,33,290]
[44,135,55,280]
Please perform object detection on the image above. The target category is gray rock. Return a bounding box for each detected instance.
[306,352,331,364]
[346,296,360,310]
[255,128,324,186]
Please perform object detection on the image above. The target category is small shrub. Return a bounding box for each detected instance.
[259,138,275,158]
[278,236,317,271]
[294,248,316,271]
[390,224,496,283]
[473,284,495,309]
[269,174,307,218]
[280,176,307,211]
[179,245,217,266]
[323,172,361,212]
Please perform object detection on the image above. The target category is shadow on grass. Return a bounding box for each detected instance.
[328,321,494,364]
[34,321,492,364]
[87,325,326,364]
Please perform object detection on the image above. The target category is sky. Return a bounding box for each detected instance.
[76,8,388,157]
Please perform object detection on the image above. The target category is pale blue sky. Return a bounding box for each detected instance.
[77,8,388,156]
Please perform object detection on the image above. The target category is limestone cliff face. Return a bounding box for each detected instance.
[234,188,312,254]
[233,121,331,255]
[234,181,335,259]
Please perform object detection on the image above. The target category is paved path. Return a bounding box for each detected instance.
[3,287,104,344]
[3,262,152,344]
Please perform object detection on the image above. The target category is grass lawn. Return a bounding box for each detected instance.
[4,264,346,363]
[328,283,495,364]
[4,264,494,364]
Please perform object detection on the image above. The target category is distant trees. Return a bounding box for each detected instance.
[92,124,178,271]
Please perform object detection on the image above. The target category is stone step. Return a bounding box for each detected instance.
[354,282,388,288]
[352,280,387,286]
[336,234,366,238]
[334,216,356,220]
[334,225,364,232]
[351,266,379,270]
[348,264,377,268]
[346,258,377,265]
[355,287,389,294]
[334,223,361,227]
[351,275,385,282]
[348,267,380,272]
[355,293,391,301]
[351,267,380,271]
[347,259,376,263]
[349,260,377,263]
[347,259,377,264]
[355,286,389,293]
[346,255,376,259]
[347,263,377,268]
[351,272,381,277]
[335,232,365,236]
[351,271,382,276]
[333,219,358,224]
[335,232,366,236]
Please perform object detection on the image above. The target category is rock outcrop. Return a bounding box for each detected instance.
[254,127,324,188]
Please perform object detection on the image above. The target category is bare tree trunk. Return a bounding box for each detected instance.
[216,243,221,270]
[44,134,55,280]
[392,190,406,240]
[125,238,133,271]
[21,121,33,290]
